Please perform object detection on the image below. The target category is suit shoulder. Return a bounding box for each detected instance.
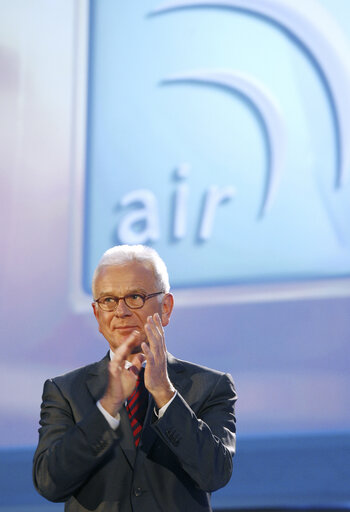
[49,354,108,389]
[168,353,232,381]
[168,354,236,406]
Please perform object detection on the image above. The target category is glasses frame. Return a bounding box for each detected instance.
[93,291,164,311]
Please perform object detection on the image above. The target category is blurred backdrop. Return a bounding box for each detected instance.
[0,0,349,510]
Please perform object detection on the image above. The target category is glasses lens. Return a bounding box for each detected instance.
[98,297,117,311]
[125,294,145,309]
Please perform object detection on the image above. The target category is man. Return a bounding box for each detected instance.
[33,245,237,512]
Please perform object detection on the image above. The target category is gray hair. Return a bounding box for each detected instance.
[92,244,170,297]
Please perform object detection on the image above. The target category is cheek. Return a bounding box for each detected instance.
[98,314,112,332]
[96,317,104,333]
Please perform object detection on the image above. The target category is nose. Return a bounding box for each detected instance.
[114,298,132,317]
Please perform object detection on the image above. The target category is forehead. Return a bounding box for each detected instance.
[94,261,157,294]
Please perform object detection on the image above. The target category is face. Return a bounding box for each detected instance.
[92,261,173,356]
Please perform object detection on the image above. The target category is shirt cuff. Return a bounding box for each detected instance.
[154,390,177,418]
[96,400,120,430]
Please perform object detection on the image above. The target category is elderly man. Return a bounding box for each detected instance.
[33,245,237,512]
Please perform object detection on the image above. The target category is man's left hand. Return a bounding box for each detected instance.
[142,313,176,409]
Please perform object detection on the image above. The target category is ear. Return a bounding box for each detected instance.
[161,293,174,327]
[92,301,100,323]
[92,302,103,334]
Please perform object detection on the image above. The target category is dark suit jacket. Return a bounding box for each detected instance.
[33,352,237,512]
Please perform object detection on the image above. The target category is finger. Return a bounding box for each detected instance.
[150,313,162,335]
[153,313,166,351]
[114,330,142,364]
[132,352,146,367]
[128,365,140,377]
[144,318,158,340]
[153,312,163,332]
[147,314,166,357]
[116,330,141,357]
[141,341,154,364]
[144,325,161,362]
[145,316,162,351]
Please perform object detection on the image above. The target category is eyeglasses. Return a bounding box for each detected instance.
[94,291,164,311]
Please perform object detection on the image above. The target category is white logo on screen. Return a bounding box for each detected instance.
[118,0,350,244]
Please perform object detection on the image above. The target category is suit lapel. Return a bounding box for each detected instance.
[85,354,109,402]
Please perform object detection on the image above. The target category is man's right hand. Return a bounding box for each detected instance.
[100,331,146,417]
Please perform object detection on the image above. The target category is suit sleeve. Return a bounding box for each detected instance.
[33,378,118,502]
[151,372,237,492]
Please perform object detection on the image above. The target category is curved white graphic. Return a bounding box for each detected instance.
[163,70,285,216]
[151,0,350,189]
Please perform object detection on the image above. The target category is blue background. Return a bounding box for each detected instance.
[84,0,350,289]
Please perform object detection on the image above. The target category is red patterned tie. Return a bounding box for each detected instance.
[126,368,148,447]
